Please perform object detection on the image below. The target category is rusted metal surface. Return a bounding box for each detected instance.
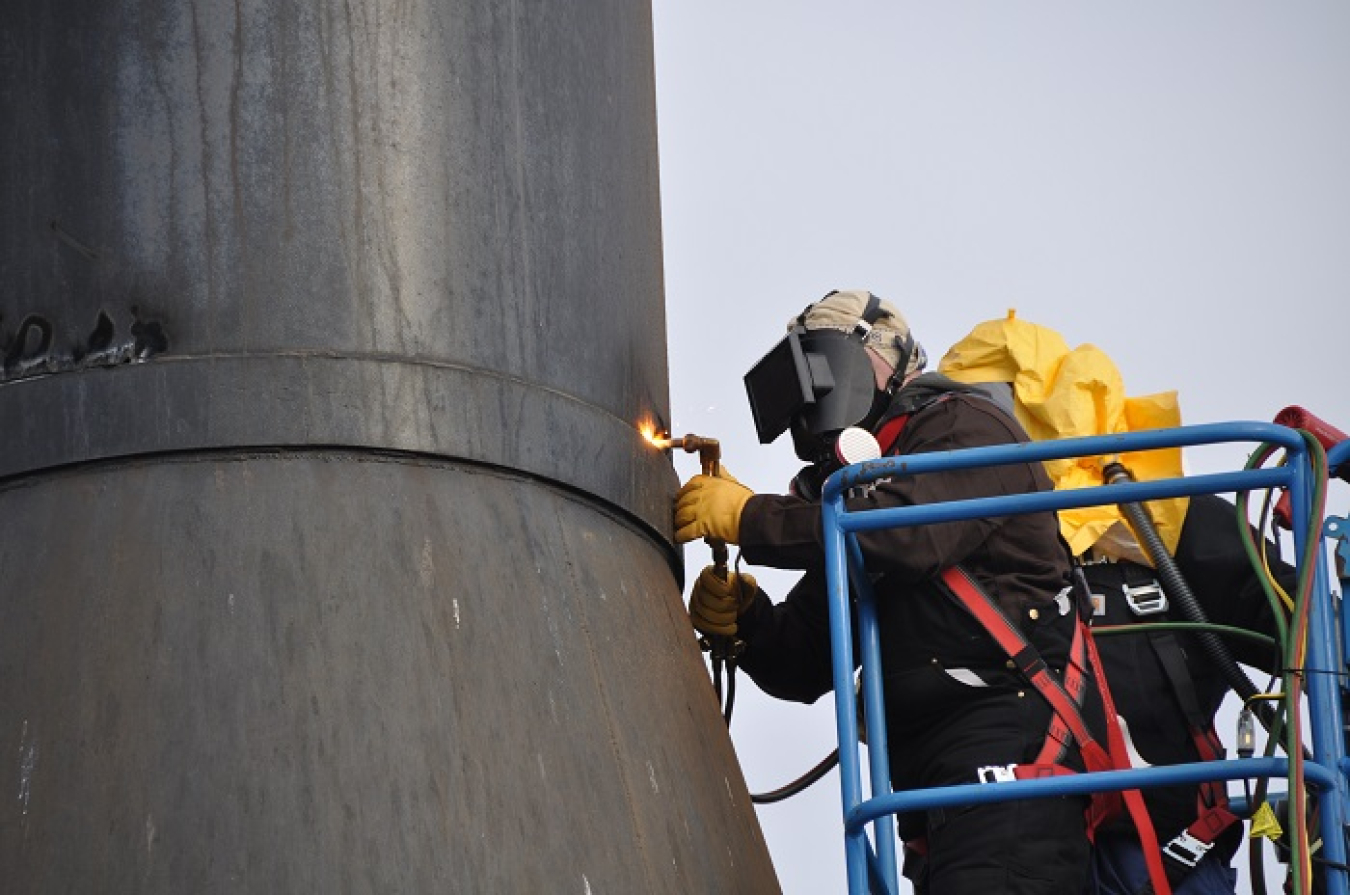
[0,1,779,891]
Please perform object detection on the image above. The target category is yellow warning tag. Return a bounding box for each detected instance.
[1249,802,1284,841]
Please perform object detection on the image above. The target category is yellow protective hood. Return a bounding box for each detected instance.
[938,310,1188,560]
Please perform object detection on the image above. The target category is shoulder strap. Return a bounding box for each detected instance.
[874,413,911,456]
[874,392,961,456]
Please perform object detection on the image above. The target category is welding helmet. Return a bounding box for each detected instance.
[743,291,915,465]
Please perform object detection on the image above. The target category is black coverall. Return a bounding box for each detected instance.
[734,375,1090,894]
[1085,493,1291,891]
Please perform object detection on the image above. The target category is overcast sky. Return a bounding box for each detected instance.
[651,4,1349,892]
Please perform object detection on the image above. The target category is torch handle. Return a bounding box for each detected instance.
[707,537,729,581]
[698,450,729,580]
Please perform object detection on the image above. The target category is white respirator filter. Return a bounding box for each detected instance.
[834,427,882,466]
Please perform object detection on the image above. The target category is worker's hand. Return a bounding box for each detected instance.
[688,565,759,637]
[674,466,753,545]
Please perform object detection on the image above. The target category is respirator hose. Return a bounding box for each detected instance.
[1104,462,1262,706]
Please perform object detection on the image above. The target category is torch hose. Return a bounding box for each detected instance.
[751,749,840,804]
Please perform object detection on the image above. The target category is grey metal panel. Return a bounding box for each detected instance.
[0,456,777,892]
[1,0,671,523]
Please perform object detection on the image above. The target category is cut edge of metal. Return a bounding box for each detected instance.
[0,355,679,549]
[0,443,685,583]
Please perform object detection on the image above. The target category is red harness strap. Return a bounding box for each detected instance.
[874,413,912,456]
[1033,613,1091,767]
[939,566,1173,895]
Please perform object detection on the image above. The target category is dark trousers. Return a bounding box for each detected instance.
[906,795,1090,894]
[889,662,1092,894]
[1090,831,1237,894]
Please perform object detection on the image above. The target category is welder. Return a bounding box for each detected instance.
[674,290,1094,894]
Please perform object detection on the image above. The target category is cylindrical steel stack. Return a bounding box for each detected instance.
[0,2,779,891]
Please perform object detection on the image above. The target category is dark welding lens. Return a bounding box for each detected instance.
[744,328,819,444]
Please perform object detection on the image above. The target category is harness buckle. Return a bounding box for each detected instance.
[1123,581,1169,616]
[976,764,1018,783]
[1162,830,1213,868]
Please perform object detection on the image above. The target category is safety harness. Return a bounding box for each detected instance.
[878,395,1174,895]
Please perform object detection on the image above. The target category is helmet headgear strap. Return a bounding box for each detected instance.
[854,293,914,395]
[883,330,915,395]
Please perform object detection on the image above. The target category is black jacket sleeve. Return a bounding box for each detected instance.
[739,395,1045,583]
[735,570,841,704]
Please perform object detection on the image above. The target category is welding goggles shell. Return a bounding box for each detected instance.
[744,327,882,461]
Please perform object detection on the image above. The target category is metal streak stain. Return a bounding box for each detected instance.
[451,598,461,630]
[417,537,435,589]
[646,760,659,795]
[18,720,36,816]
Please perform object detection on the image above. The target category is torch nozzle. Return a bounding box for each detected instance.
[651,432,721,476]
[661,433,720,456]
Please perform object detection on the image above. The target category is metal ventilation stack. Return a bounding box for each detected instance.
[0,3,778,891]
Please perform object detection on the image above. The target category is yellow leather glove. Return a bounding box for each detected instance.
[673,466,753,545]
[688,565,759,637]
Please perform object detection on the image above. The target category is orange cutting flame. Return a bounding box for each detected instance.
[638,419,672,449]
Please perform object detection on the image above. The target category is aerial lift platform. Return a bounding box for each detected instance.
[818,421,1349,894]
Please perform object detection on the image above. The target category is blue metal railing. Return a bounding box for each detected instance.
[818,422,1346,895]
[1329,439,1350,476]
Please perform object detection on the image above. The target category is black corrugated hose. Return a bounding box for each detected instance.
[1103,462,1263,707]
